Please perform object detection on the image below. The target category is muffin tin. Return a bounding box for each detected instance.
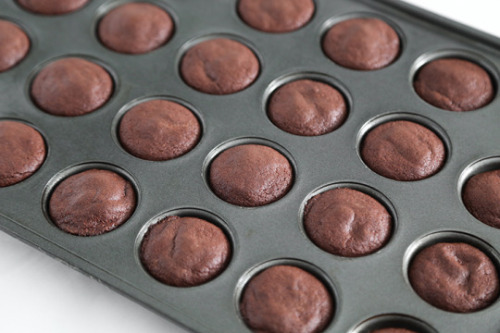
[2,0,500,332]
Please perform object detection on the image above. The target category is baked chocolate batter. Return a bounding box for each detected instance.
[0,20,30,72]
[98,3,174,54]
[361,120,445,181]
[31,57,113,116]
[238,0,314,33]
[0,121,45,187]
[140,216,231,287]
[49,169,136,236]
[209,144,293,206]
[463,169,500,228]
[414,58,494,111]
[323,17,400,70]
[240,265,333,333]
[268,79,347,136]
[17,0,89,15]
[119,99,200,161]
[304,187,392,257]
[409,242,499,313]
[181,38,259,95]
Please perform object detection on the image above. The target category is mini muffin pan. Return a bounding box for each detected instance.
[2,0,500,332]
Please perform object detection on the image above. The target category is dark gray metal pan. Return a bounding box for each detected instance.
[1,0,500,331]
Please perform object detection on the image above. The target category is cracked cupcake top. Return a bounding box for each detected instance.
[240,265,333,333]
[409,242,499,313]
[238,0,314,33]
[268,79,347,136]
[0,121,45,187]
[181,38,259,95]
[140,216,231,287]
[0,20,30,72]
[304,187,392,257]
[361,120,446,181]
[209,144,293,206]
[49,169,136,236]
[414,58,494,111]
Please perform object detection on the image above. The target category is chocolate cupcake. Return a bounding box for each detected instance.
[409,242,499,313]
[119,99,200,161]
[361,120,445,181]
[414,58,494,111]
[238,0,314,33]
[0,121,45,187]
[31,57,113,116]
[209,144,293,207]
[181,38,259,95]
[304,187,392,257]
[240,265,333,333]
[268,79,347,136]
[17,0,89,15]
[372,329,418,333]
[98,3,174,54]
[140,216,231,287]
[463,169,500,228]
[323,17,400,70]
[49,169,136,236]
[0,20,30,73]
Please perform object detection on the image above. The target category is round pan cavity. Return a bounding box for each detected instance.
[42,162,139,236]
[459,156,500,229]
[235,258,338,332]
[350,313,437,333]
[202,137,296,207]
[410,49,498,112]
[403,231,500,313]
[357,112,450,181]
[135,207,234,287]
[299,181,397,257]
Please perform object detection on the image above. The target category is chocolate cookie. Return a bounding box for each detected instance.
[0,20,30,72]
[361,120,445,181]
[463,169,500,228]
[17,0,88,15]
[98,3,174,54]
[0,121,45,187]
[209,144,293,207]
[49,169,136,236]
[119,99,200,161]
[372,329,418,333]
[240,265,333,333]
[268,79,347,136]
[323,17,400,70]
[409,242,499,313]
[181,38,259,95]
[31,57,113,116]
[304,188,392,257]
[238,0,314,33]
[414,58,494,111]
[140,216,231,287]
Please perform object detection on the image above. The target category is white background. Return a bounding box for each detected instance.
[1,1,499,332]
